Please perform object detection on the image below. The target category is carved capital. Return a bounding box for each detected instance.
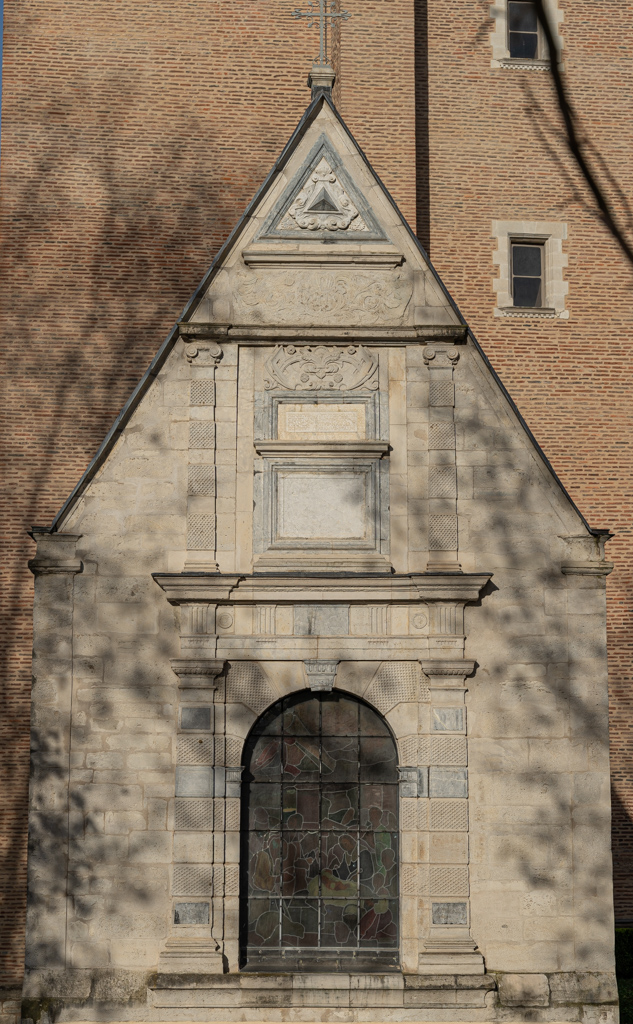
[184,342,223,366]
[420,660,475,687]
[423,346,460,366]
[304,659,339,692]
[28,530,83,576]
[170,658,225,688]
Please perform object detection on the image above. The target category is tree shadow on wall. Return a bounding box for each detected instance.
[0,61,278,986]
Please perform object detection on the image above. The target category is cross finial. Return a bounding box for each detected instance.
[292,0,351,97]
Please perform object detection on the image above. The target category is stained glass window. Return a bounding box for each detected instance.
[240,691,399,971]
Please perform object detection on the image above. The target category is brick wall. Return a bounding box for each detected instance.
[416,0,633,917]
[1,0,631,985]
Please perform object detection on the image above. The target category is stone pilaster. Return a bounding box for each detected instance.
[160,657,225,973]
[423,345,461,571]
[418,658,483,975]
[25,531,82,972]
[183,339,223,572]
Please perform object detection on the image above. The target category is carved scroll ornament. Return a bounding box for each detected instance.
[263,344,378,391]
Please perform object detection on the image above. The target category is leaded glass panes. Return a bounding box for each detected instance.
[241,691,399,970]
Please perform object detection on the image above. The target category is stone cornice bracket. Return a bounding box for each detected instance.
[561,562,614,576]
[410,573,491,602]
[560,533,614,576]
[28,530,83,576]
[170,658,225,689]
[304,660,339,692]
[420,660,476,687]
[183,341,223,366]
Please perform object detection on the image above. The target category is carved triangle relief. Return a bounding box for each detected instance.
[278,157,369,233]
[258,138,387,241]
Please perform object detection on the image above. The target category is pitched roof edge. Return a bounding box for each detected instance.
[50,93,607,540]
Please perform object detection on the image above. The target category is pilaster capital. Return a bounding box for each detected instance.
[28,530,83,576]
[420,659,476,687]
[423,346,460,366]
[170,658,225,688]
[184,341,223,366]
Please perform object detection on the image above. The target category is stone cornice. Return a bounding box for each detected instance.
[153,572,492,605]
[177,323,468,345]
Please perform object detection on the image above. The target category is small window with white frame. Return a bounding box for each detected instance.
[492,220,569,319]
[490,0,563,69]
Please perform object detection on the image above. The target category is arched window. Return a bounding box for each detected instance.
[240,690,399,971]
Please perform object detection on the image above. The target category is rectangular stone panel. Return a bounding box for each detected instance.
[177,736,214,765]
[188,515,216,550]
[277,469,367,541]
[429,866,469,897]
[430,799,468,831]
[294,604,350,636]
[174,902,209,925]
[429,380,454,407]
[428,422,455,449]
[180,707,211,731]
[188,465,216,496]
[277,402,366,441]
[173,864,214,896]
[431,901,468,925]
[189,421,216,449]
[190,380,216,406]
[429,768,468,799]
[428,515,458,551]
[175,766,214,797]
[175,798,214,831]
[432,707,465,732]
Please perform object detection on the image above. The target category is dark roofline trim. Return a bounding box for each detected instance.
[51,93,604,539]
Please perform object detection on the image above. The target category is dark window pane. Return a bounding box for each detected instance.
[359,736,398,781]
[282,736,320,780]
[321,694,359,735]
[248,897,280,947]
[321,900,359,947]
[514,276,542,307]
[248,783,281,830]
[282,784,320,830]
[249,735,282,779]
[359,899,399,946]
[359,832,398,897]
[513,244,542,276]
[508,1,538,33]
[247,832,282,897]
[360,783,398,831]
[283,700,320,735]
[321,734,359,781]
[282,831,320,896]
[321,831,359,898]
[509,31,539,58]
[359,703,392,737]
[281,899,318,947]
[321,783,359,829]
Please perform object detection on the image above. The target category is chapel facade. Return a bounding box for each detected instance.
[21,86,618,1021]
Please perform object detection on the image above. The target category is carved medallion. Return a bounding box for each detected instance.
[263,344,378,391]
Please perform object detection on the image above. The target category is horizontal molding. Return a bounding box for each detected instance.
[178,323,468,344]
[153,572,492,604]
[242,250,405,268]
[254,440,390,458]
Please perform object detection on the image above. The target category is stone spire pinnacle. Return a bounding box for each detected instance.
[292,0,351,98]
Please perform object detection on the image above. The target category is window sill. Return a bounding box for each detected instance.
[495,306,566,319]
[491,57,551,71]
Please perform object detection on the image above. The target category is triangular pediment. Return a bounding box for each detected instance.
[256,137,387,242]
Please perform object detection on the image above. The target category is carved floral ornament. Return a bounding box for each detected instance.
[263,344,378,392]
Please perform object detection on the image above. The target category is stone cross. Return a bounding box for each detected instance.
[292,0,351,67]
